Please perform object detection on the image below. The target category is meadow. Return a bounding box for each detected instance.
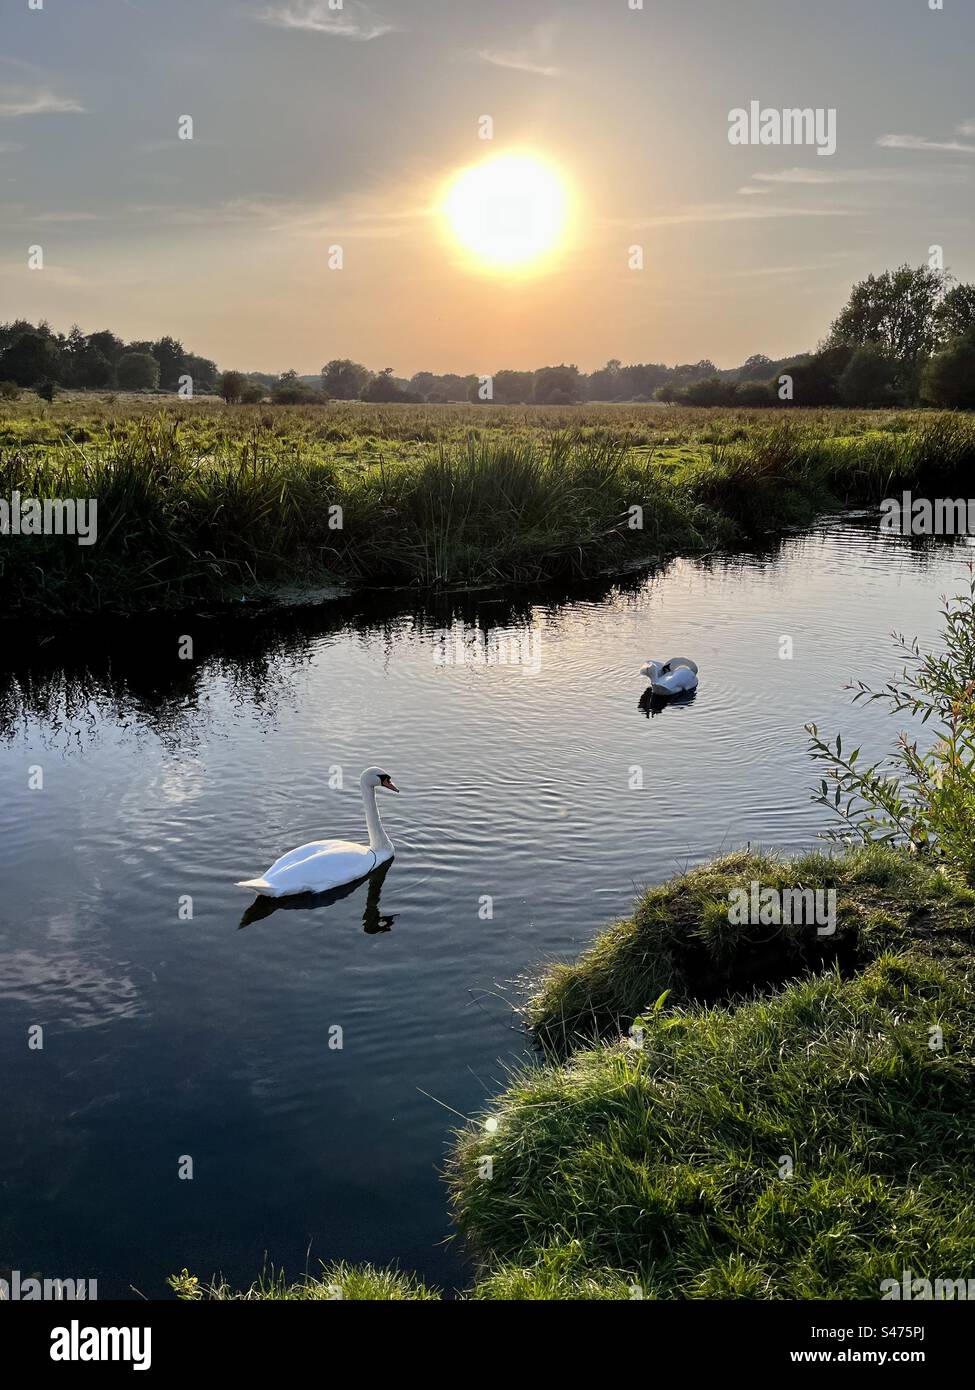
[3,394,975,619]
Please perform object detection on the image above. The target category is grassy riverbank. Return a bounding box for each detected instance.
[175,844,975,1300]
[3,398,975,617]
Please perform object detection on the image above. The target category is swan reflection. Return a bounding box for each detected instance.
[238,857,398,933]
[638,686,698,719]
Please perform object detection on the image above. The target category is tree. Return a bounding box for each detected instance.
[920,331,975,409]
[777,345,853,406]
[271,369,321,404]
[321,359,372,400]
[117,352,161,390]
[360,368,421,404]
[493,369,535,404]
[0,333,62,387]
[87,330,125,365]
[151,336,186,390]
[218,370,247,403]
[533,364,581,404]
[937,283,975,343]
[827,265,946,380]
[587,360,624,401]
[181,353,219,394]
[72,346,113,389]
[837,344,898,407]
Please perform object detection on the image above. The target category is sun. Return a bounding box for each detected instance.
[442,152,571,273]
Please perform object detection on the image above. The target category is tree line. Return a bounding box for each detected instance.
[0,321,218,400]
[3,265,974,408]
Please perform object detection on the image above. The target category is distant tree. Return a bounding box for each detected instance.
[72,346,113,389]
[36,380,57,401]
[87,330,126,365]
[271,369,321,405]
[117,352,161,390]
[321,359,372,400]
[681,377,739,406]
[151,336,186,390]
[0,333,62,387]
[827,265,946,390]
[533,364,581,404]
[218,370,247,403]
[587,359,624,401]
[671,360,718,384]
[777,345,853,406]
[623,363,670,399]
[737,353,773,382]
[493,369,535,404]
[181,353,219,394]
[837,344,899,407]
[360,368,421,404]
[410,371,437,398]
[240,382,266,404]
[735,380,774,406]
[920,331,975,409]
[0,380,20,399]
[936,283,975,343]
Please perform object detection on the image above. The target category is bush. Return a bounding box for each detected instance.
[807,568,975,884]
[0,380,20,400]
[35,380,57,402]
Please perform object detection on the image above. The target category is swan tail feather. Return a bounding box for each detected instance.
[236,877,274,894]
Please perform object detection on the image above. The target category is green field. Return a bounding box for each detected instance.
[3,395,974,618]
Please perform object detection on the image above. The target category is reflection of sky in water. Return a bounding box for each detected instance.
[0,520,970,1297]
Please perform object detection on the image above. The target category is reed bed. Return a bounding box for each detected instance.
[2,401,974,616]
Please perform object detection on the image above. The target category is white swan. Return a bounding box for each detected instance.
[236,767,399,898]
[639,657,699,696]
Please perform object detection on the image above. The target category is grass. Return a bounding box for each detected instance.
[174,844,975,1301]
[448,846,975,1300]
[3,397,975,617]
[168,1263,439,1301]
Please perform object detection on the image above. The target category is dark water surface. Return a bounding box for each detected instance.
[1,520,970,1297]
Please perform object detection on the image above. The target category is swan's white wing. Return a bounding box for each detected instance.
[665,657,698,674]
[245,839,378,897]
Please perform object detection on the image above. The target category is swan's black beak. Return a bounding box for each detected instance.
[381,777,399,792]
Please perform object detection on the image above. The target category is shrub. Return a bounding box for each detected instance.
[807,567,975,884]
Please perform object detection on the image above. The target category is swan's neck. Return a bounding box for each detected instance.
[362,783,393,854]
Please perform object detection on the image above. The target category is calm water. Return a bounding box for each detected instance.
[1,520,970,1298]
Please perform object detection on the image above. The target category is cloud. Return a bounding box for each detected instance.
[479,50,560,78]
[737,185,771,195]
[478,23,561,78]
[622,203,854,229]
[258,1,398,40]
[877,134,975,154]
[958,120,975,138]
[0,85,84,117]
[754,167,894,185]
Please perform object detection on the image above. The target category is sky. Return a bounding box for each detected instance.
[1,0,973,375]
